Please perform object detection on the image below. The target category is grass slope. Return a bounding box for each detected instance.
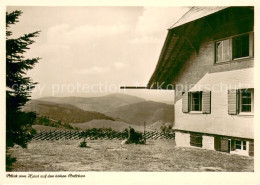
[106,101,174,125]
[8,140,253,172]
[23,100,114,124]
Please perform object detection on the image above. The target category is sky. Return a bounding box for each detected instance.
[7,6,190,102]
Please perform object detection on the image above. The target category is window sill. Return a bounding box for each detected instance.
[237,112,254,117]
[214,57,253,65]
[189,111,203,114]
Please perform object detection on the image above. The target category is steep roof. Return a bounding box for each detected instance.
[169,6,228,29]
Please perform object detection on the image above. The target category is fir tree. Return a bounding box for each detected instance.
[6,10,40,151]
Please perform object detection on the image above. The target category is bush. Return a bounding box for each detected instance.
[160,124,173,135]
[63,123,73,129]
[79,139,87,148]
[126,127,146,144]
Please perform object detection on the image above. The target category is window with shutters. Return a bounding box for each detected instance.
[182,91,211,114]
[215,32,253,63]
[228,88,254,115]
[190,92,202,111]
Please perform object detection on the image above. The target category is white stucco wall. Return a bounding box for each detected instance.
[175,132,190,147]
[202,135,215,150]
[175,68,254,139]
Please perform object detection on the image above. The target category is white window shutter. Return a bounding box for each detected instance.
[182,92,190,113]
[228,89,238,115]
[202,91,211,114]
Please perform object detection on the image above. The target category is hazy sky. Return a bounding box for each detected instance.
[7,6,190,102]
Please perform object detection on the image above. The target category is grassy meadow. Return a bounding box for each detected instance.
[8,139,253,172]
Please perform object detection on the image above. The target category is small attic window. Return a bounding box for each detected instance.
[216,39,230,63]
[232,34,250,59]
[215,32,253,63]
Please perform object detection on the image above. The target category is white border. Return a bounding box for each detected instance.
[1,0,260,184]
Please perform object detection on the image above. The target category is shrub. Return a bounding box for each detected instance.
[126,127,146,144]
[160,124,173,135]
[79,139,87,148]
[63,123,73,129]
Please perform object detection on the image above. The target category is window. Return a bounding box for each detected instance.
[191,92,202,111]
[235,140,247,150]
[190,133,202,147]
[235,140,241,149]
[240,89,254,113]
[233,34,249,59]
[216,39,230,63]
[182,91,211,114]
[228,88,254,115]
[215,33,253,63]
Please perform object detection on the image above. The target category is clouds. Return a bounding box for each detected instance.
[135,7,189,36]
[132,7,190,44]
[47,23,131,45]
[130,36,161,44]
[73,66,109,75]
[114,62,128,69]
[10,6,188,99]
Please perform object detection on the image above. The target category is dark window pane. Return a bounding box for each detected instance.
[242,98,251,104]
[193,105,199,111]
[233,34,249,59]
[242,105,251,112]
[243,141,247,150]
[241,89,252,112]
[236,140,241,149]
[191,92,202,111]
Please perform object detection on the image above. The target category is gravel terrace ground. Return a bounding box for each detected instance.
[8,139,254,172]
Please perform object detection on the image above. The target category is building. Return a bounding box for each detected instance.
[147,7,254,156]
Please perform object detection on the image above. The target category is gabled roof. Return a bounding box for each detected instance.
[169,6,229,29]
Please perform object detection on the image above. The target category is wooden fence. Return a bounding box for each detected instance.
[32,130,175,140]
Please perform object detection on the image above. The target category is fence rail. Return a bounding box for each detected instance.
[32,130,175,140]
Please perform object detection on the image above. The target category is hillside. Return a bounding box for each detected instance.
[106,101,174,126]
[23,100,114,124]
[38,93,145,113]
[71,120,144,132]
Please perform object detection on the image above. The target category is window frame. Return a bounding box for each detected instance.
[214,32,254,64]
[235,140,247,151]
[232,34,250,60]
[239,88,254,114]
[190,91,202,112]
[215,39,231,63]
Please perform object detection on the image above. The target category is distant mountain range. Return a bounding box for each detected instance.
[24,93,174,131]
[38,93,144,113]
[106,100,174,126]
[23,100,114,124]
